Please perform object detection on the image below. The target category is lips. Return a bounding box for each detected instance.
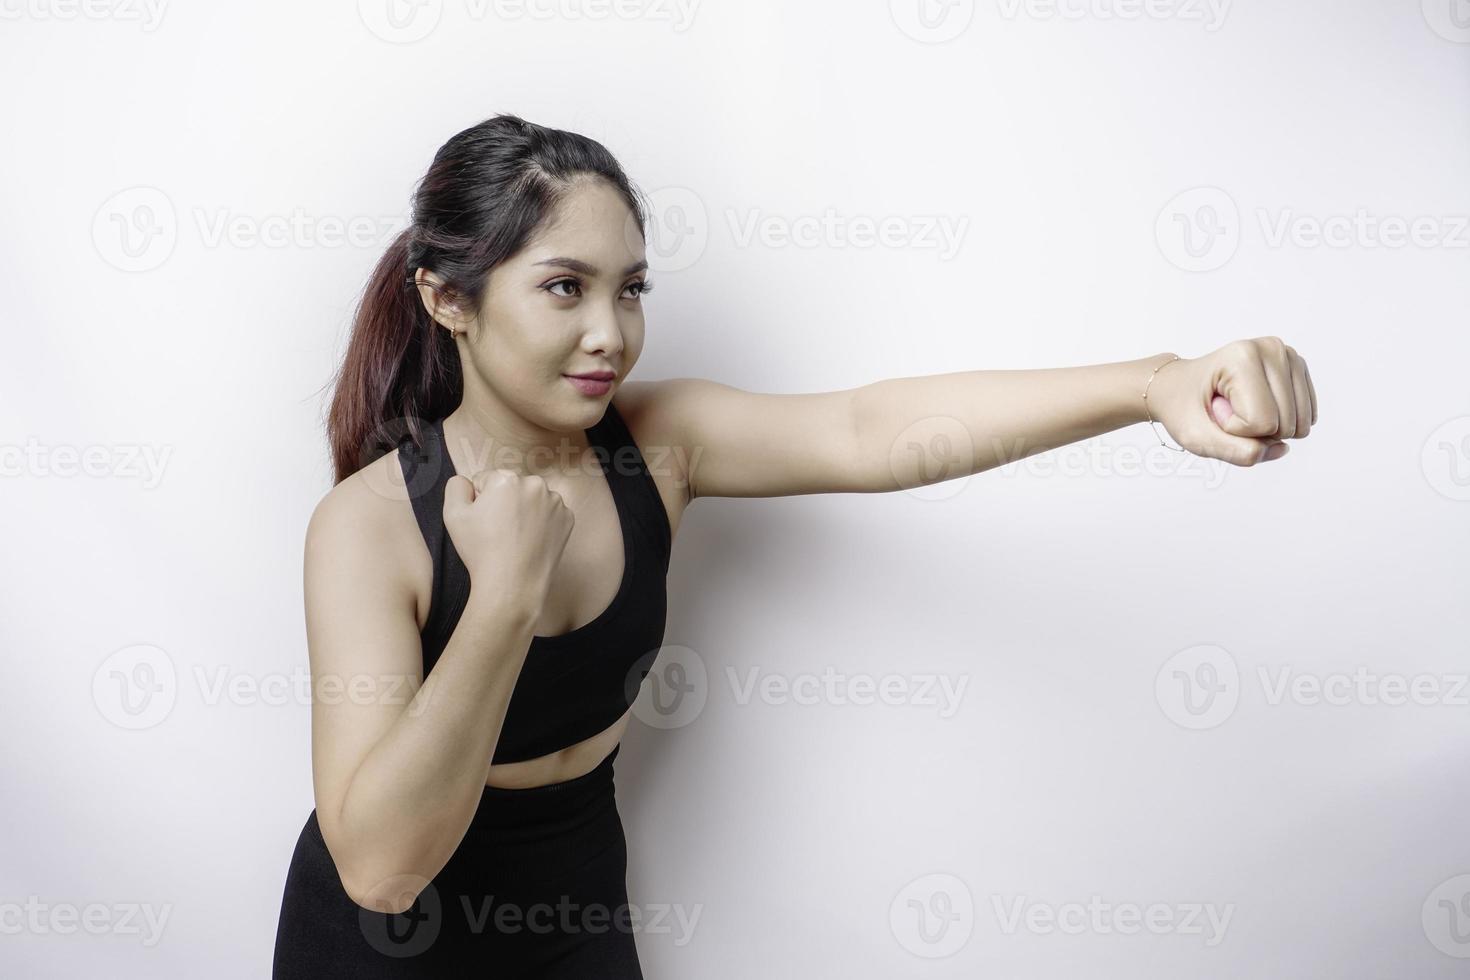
[565,374,614,397]
[565,370,615,381]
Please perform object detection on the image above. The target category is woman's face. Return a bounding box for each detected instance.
[452,176,651,437]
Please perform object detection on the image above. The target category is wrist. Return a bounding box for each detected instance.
[1137,352,1182,425]
[464,587,542,633]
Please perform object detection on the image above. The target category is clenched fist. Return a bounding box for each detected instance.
[443,461,576,614]
[1146,337,1318,466]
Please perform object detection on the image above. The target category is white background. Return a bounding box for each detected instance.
[3,0,1468,976]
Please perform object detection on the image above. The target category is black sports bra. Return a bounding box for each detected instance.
[396,400,672,764]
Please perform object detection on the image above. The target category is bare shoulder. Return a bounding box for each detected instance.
[611,376,717,456]
[610,379,668,435]
[610,376,865,500]
[305,447,431,633]
[309,448,414,542]
[611,379,695,536]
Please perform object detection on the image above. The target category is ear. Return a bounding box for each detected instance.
[412,267,468,332]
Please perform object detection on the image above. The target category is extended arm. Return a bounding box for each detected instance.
[851,353,1174,492]
[640,337,1316,500]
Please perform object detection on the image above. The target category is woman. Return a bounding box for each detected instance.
[272,113,1316,977]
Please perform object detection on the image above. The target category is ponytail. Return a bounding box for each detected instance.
[325,228,461,485]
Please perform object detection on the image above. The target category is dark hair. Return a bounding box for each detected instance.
[324,113,649,485]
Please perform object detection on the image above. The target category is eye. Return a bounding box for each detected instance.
[544,278,582,298]
[542,277,653,301]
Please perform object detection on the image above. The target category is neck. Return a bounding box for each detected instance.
[442,402,596,479]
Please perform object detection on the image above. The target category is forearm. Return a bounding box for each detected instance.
[852,352,1178,490]
[335,589,538,909]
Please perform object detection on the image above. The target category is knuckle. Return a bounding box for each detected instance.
[1256,336,1286,362]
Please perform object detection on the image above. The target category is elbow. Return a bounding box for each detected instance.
[322,794,442,914]
[846,385,892,493]
[340,860,429,915]
[323,821,431,915]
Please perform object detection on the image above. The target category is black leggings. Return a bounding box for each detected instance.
[272,744,643,978]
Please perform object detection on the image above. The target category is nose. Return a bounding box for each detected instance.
[582,301,625,358]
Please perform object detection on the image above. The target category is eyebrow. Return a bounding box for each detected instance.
[532,256,649,278]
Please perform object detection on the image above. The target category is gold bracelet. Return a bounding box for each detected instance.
[1142,354,1186,452]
